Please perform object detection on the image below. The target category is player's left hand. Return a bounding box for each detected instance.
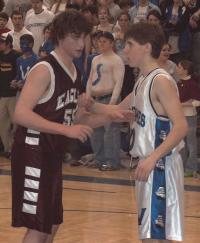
[78,93,94,111]
[134,157,156,182]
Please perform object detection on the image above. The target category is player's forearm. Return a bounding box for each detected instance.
[90,102,119,114]
[14,108,67,136]
[75,109,112,128]
[149,122,188,163]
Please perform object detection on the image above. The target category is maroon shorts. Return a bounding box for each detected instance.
[11,143,63,234]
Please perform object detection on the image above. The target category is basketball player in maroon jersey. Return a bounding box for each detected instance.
[11,10,131,243]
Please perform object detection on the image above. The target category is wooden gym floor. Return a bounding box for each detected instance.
[0,156,200,243]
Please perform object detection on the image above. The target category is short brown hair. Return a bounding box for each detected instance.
[51,10,92,46]
[125,22,165,59]
[179,59,193,75]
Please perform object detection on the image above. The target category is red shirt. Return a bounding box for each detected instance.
[177,77,200,102]
[0,28,11,35]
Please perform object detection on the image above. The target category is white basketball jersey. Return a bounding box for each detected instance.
[130,68,184,241]
[130,68,180,158]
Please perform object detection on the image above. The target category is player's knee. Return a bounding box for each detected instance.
[25,228,49,242]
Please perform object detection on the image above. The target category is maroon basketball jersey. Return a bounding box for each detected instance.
[14,51,83,154]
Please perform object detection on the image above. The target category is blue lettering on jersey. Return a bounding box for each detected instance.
[133,107,145,127]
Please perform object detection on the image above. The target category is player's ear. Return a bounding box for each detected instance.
[144,42,152,55]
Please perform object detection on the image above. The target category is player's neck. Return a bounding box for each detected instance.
[139,59,159,77]
[101,49,114,56]
[54,47,73,68]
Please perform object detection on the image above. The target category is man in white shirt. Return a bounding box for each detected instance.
[25,0,54,54]
[9,10,33,52]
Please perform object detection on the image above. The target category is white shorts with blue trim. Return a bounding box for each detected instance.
[135,152,184,241]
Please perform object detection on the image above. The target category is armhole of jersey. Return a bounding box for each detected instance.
[27,61,55,104]
[149,73,171,119]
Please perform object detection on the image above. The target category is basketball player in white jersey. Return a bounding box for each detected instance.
[89,22,188,242]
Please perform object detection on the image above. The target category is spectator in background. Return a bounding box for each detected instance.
[163,0,185,63]
[39,23,54,57]
[25,0,54,54]
[43,0,55,9]
[86,31,124,170]
[118,0,133,13]
[0,0,6,153]
[3,0,32,18]
[113,11,135,100]
[176,59,200,177]
[51,0,69,14]
[104,0,121,22]
[0,0,5,12]
[84,31,101,87]
[65,1,81,10]
[0,33,20,158]
[147,8,162,25]
[81,4,99,26]
[157,42,178,81]
[0,12,10,35]
[190,8,200,76]
[9,10,33,52]
[11,34,39,92]
[128,0,161,23]
[83,0,98,8]
[93,6,114,32]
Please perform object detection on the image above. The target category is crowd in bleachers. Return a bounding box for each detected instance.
[0,0,200,176]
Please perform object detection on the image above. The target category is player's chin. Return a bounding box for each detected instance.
[74,50,83,58]
[128,61,136,68]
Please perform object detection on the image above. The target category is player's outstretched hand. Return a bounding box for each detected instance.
[64,125,93,143]
[110,109,134,123]
[78,93,94,111]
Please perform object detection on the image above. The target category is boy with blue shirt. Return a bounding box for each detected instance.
[11,34,39,90]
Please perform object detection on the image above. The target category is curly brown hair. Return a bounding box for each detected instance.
[51,9,92,46]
